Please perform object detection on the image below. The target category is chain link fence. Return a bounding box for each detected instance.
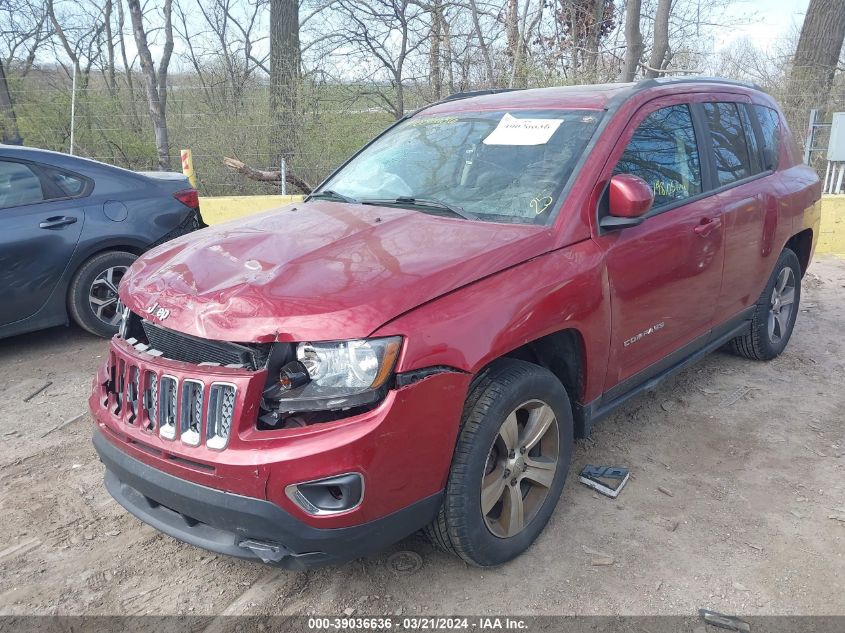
[8,68,845,197]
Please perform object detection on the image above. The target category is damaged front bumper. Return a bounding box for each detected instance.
[94,429,442,568]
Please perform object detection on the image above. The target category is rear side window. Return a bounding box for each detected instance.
[753,105,781,171]
[703,102,754,185]
[44,167,88,197]
[614,104,702,209]
[0,161,44,208]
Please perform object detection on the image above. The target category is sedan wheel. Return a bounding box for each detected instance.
[89,266,129,326]
[68,251,138,338]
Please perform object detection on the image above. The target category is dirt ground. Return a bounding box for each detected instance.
[0,256,842,618]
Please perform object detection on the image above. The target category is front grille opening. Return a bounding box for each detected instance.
[180,380,203,446]
[142,370,158,432]
[159,376,178,440]
[126,366,140,425]
[207,384,235,450]
[121,312,270,370]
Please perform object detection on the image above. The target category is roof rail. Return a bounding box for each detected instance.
[440,88,523,102]
[634,76,765,93]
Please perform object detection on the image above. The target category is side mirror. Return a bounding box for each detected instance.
[600,174,654,230]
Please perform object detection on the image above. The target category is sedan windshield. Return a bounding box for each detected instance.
[315,109,602,224]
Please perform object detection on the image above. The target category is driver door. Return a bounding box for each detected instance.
[595,101,726,395]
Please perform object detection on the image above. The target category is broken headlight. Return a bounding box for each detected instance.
[265,337,402,413]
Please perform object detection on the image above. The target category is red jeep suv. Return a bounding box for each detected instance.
[91,78,820,569]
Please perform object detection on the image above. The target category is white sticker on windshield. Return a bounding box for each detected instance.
[482,112,563,146]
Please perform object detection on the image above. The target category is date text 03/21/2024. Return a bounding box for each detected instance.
[306,617,529,630]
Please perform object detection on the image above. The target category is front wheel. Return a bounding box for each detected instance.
[425,359,573,566]
[729,248,801,361]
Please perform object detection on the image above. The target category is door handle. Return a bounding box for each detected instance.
[39,216,78,229]
[693,217,720,237]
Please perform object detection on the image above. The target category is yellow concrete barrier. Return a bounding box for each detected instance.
[199,195,304,225]
[818,195,845,255]
[199,193,845,255]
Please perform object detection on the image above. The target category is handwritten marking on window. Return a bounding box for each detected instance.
[530,193,554,215]
[652,180,689,198]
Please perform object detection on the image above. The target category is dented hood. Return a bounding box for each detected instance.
[121,201,551,342]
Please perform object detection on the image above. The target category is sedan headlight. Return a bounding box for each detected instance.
[267,337,402,412]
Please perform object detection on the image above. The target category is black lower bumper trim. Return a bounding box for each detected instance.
[93,430,443,569]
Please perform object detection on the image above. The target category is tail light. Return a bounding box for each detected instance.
[173,188,199,209]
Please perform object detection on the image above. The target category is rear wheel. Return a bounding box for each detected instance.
[68,251,137,338]
[425,359,573,566]
[730,248,801,360]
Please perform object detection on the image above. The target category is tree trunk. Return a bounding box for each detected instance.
[644,0,671,78]
[127,0,172,170]
[269,0,300,166]
[585,0,606,73]
[468,0,493,84]
[619,0,643,81]
[0,59,22,145]
[786,0,845,114]
[429,0,443,100]
[117,0,141,132]
[104,0,117,93]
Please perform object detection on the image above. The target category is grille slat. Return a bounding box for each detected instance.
[159,376,178,440]
[140,320,270,369]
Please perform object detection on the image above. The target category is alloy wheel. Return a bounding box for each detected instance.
[481,399,559,538]
[89,266,128,326]
[768,267,796,344]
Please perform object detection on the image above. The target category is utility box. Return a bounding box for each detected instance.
[828,112,845,162]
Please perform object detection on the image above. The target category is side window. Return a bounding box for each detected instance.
[738,105,762,174]
[703,102,754,185]
[614,104,702,209]
[43,167,87,198]
[752,105,781,171]
[0,161,44,209]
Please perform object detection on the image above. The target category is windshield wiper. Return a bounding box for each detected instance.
[307,189,358,204]
[361,196,478,221]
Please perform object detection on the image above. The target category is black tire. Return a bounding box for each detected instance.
[729,248,801,361]
[424,359,573,566]
[68,251,137,338]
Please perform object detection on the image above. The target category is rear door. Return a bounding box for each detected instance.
[708,102,788,319]
[594,98,726,394]
[0,160,87,326]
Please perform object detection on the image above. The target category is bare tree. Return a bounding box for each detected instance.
[0,59,22,144]
[786,0,845,112]
[1,0,50,76]
[127,0,174,169]
[270,0,300,164]
[643,0,671,77]
[619,0,643,81]
[326,0,426,119]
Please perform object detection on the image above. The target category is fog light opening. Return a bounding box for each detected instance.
[285,473,364,515]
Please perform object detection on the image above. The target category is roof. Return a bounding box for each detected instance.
[421,77,764,116]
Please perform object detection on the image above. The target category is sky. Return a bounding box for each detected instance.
[713,0,811,51]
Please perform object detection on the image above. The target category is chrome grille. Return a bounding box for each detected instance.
[159,376,178,440]
[107,357,236,449]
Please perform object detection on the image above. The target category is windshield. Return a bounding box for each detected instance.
[316,109,602,224]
